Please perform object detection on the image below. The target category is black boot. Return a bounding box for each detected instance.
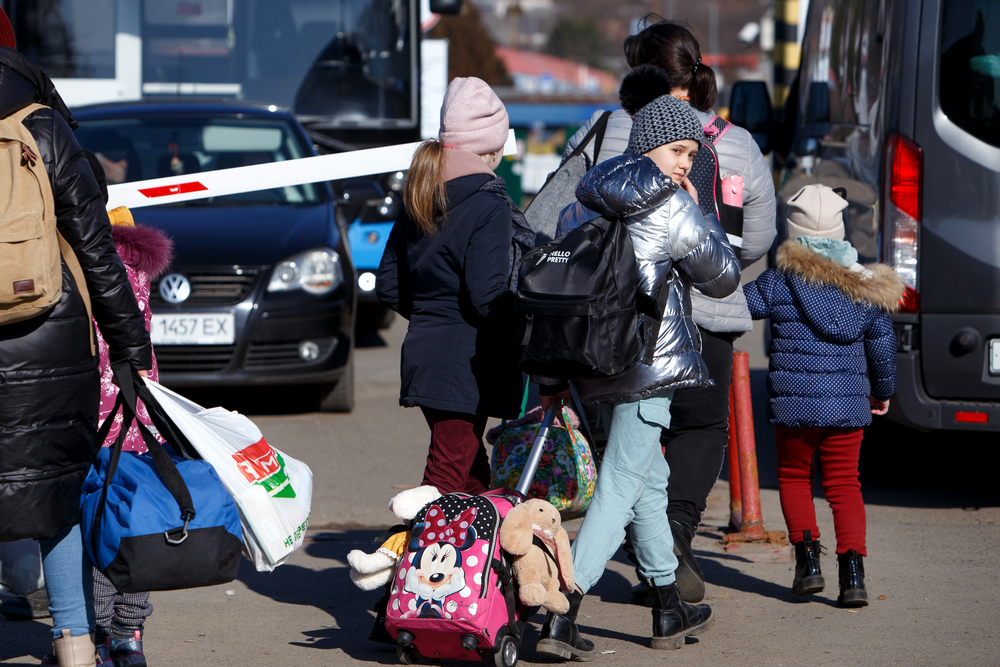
[792,531,825,597]
[648,581,714,650]
[368,592,394,644]
[630,521,705,605]
[837,550,868,607]
[670,520,705,603]
[536,590,596,661]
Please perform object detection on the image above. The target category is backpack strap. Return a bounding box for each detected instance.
[562,110,613,169]
[702,115,733,146]
[57,231,95,355]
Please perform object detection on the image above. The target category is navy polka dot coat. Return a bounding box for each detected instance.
[743,240,904,428]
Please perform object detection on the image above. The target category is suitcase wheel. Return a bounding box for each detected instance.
[493,633,519,667]
[396,645,420,664]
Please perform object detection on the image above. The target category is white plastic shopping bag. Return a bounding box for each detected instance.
[144,381,313,571]
[0,539,44,596]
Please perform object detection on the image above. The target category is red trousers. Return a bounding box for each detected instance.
[420,408,491,495]
[774,425,867,556]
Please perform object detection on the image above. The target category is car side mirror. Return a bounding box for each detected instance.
[430,0,462,14]
[729,80,774,155]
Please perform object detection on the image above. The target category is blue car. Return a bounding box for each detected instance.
[74,102,357,412]
[337,176,400,333]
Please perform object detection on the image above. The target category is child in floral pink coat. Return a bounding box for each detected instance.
[93,206,173,667]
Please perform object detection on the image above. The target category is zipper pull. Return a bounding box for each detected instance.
[21,143,39,165]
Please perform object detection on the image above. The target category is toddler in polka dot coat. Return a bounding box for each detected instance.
[742,184,904,608]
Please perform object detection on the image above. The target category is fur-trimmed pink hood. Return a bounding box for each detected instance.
[110,224,174,279]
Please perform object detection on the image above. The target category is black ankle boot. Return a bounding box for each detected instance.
[670,520,705,603]
[792,531,825,597]
[536,590,596,661]
[837,549,868,607]
[630,521,705,605]
[367,592,394,644]
[647,581,714,650]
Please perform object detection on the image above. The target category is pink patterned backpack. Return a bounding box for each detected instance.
[385,489,529,667]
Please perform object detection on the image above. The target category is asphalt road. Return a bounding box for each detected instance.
[3,286,999,666]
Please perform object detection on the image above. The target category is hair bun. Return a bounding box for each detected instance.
[620,65,674,115]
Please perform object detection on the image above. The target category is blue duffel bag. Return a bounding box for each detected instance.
[81,361,243,593]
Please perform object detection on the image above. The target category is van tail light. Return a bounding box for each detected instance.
[882,133,923,313]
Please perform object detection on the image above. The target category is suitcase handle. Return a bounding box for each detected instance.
[515,403,558,496]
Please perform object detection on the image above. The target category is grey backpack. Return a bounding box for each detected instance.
[522,111,612,245]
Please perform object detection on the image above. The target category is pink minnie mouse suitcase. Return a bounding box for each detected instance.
[385,488,529,667]
[385,404,560,667]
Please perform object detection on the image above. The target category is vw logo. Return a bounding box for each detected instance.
[159,274,191,304]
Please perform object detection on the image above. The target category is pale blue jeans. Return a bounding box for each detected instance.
[37,524,95,640]
[571,394,679,593]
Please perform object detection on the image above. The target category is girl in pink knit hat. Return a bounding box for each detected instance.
[377,77,533,495]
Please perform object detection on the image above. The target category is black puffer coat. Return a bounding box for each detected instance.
[1,48,152,541]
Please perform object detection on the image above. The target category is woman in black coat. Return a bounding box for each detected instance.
[377,77,531,495]
[1,42,151,663]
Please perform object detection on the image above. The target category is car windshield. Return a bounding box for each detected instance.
[75,115,321,206]
[940,0,1000,147]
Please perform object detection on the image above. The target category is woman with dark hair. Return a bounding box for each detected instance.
[558,16,777,604]
[377,77,533,496]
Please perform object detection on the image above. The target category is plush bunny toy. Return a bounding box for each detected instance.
[499,498,575,614]
[347,485,441,591]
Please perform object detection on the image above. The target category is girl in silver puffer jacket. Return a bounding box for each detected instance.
[535,68,740,660]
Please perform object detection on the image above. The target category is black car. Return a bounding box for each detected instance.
[74,102,356,412]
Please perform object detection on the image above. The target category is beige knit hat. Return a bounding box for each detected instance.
[785,184,848,240]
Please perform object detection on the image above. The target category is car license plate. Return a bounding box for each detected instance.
[151,313,235,345]
[991,339,1000,375]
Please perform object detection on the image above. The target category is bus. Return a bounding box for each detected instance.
[2,0,454,331]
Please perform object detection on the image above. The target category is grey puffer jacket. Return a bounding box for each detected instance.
[562,108,776,333]
[573,154,741,405]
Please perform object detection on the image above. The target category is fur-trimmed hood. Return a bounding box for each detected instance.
[775,239,903,345]
[110,224,174,279]
[776,240,904,312]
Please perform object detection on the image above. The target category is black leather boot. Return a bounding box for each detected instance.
[630,521,705,605]
[536,590,596,661]
[367,592,394,644]
[647,581,714,650]
[837,549,868,607]
[792,531,825,597]
[670,520,705,603]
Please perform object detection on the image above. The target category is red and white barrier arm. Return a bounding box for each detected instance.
[106,130,518,211]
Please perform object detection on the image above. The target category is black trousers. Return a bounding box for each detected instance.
[662,328,735,532]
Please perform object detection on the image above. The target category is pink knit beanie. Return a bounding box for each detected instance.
[439,77,509,156]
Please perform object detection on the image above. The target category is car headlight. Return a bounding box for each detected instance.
[378,193,400,220]
[268,248,343,295]
[386,170,406,192]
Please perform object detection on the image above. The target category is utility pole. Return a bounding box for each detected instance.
[772,0,800,107]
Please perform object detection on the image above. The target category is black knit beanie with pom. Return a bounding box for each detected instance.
[621,65,704,156]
